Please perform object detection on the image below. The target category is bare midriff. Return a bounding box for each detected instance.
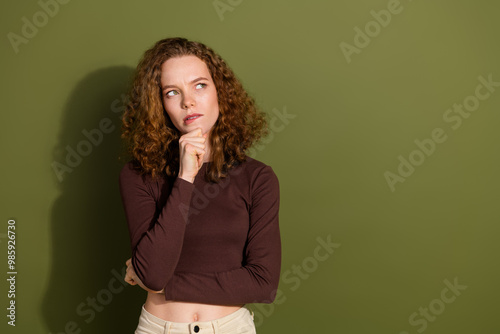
[144,292,245,322]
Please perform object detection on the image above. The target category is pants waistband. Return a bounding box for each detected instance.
[139,304,254,334]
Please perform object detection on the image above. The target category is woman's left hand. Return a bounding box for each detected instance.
[125,258,164,294]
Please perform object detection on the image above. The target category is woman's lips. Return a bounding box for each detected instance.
[184,114,202,125]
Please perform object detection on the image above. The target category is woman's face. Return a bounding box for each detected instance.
[160,55,220,136]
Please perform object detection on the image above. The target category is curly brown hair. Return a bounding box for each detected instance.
[121,37,268,183]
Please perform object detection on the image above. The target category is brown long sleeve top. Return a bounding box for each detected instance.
[118,156,281,305]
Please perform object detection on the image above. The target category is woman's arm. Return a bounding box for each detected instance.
[162,166,281,304]
[119,162,196,292]
[120,130,206,292]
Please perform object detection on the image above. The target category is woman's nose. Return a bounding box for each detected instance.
[182,93,195,109]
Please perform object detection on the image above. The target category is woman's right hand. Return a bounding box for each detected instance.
[178,128,207,183]
[125,258,164,294]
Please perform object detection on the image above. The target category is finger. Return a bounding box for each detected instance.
[182,142,206,152]
[125,259,131,266]
[179,139,205,152]
[180,136,206,144]
[125,270,138,283]
[181,129,205,138]
[124,275,136,285]
[197,156,205,169]
[184,144,206,155]
[179,137,206,146]
[181,128,204,138]
[179,136,206,148]
[126,280,137,286]
[126,267,135,278]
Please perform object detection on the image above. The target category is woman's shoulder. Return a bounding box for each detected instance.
[119,160,142,182]
[236,157,279,202]
[119,160,165,188]
[235,156,279,184]
[237,155,268,171]
[119,160,172,203]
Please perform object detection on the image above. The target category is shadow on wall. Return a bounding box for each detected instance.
[42,66,148,332]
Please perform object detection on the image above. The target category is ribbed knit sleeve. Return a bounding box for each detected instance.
[119,162,195,291]
[163,165,281,304]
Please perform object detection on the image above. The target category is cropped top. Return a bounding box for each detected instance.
[118,156,281,305]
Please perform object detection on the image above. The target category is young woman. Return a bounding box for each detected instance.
[119,37,281,334]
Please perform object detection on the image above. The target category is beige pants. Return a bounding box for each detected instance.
[134,304,257,334]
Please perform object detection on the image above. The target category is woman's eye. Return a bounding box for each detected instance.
[166,90,178,97]
[195,83,207,89]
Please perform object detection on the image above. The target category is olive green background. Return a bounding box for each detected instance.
[1,0,499,333]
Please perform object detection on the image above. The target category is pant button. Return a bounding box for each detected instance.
[194,325,200,333]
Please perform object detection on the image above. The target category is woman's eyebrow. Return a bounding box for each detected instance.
[162,77,209,91]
